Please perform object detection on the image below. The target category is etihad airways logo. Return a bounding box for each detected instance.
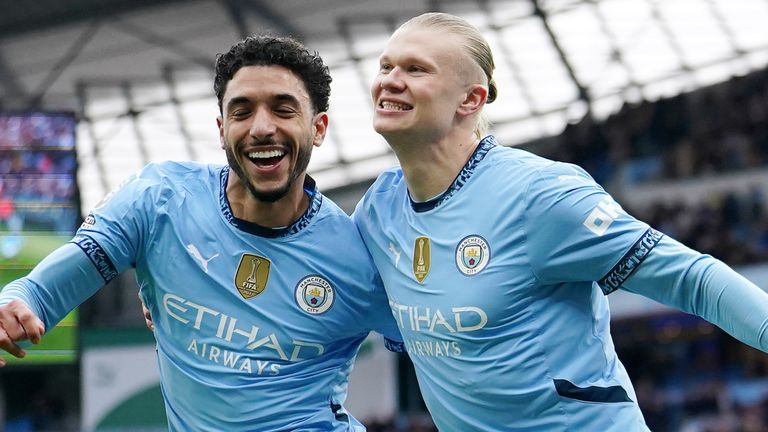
[389,300,489,358]
[163,293,325,367]
[389,300,488,333]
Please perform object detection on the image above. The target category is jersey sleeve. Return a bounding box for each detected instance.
[351,207,405,352]
[350,208,367,240]
[370,273,405,353]
[0,166,168,330]
[621,236,768,352]
[0,243,106,331]
[75,165,168,279]
[524,162,659,292]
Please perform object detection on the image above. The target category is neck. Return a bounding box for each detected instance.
[226,172,309,228]
[389,130,480,202]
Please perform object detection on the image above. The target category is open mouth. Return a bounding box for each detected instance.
[379,101,413,111]
[247,149,286,167]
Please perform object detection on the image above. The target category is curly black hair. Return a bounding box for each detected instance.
[214,34,332,114]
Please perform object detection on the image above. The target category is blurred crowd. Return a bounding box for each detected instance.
[0,114,76,150]
[626,187,768,267]
[616,315,768,432]
[534,67,768,188]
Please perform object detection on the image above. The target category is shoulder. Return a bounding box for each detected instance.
[316,192,351,222]
[90,161,221,212]
[351,166,405,229]
[484,141,555,174]
[524,159,600,199]
[311,192,364,236]
[370,166,405,193]
[480,139,597,195]
[137,160,217,183]
[130,161,222,195]
[311,193,379,268]
[358,166,405,207]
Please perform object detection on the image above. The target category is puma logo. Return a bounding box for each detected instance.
[186,244,219,272]
[388,242,401,267]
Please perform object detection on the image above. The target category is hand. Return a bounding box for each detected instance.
[0,300,46,366]
[142,301,154,331]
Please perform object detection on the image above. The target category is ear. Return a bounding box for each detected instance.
[457,84,488,117]
[312,112,329,147]
[216,116,225,149]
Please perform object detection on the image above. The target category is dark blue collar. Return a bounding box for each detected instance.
[410,135,497,212]
[219,166,322,238]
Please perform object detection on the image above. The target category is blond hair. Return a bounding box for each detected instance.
[398,12,497,138]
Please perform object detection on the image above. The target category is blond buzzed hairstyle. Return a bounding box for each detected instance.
[398,12,497,138]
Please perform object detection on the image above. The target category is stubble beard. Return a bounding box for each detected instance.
[224,137,313,204]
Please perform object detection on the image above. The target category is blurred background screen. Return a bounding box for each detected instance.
[0,112,79,365]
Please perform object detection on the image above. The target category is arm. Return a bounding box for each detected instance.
[352,207,405,353]
[621,235,768,351]
[520,161,768,350]
[0,165,165,364]
[0,242,107,364]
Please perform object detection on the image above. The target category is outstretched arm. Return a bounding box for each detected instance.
[621,235,768,351]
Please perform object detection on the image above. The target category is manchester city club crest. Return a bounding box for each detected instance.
[412,236,431,283]
[455,235,490,276]
[295,275,335,315]
[234,254,271,299]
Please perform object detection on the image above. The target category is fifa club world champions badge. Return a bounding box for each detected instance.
[234,254,271,299]
[412,236,431,283]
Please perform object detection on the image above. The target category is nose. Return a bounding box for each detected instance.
[249,107,277,138]
[378,67,405,92]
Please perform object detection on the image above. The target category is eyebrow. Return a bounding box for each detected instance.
[378,52,435,68]
[273,93,301,107]
[225,96,251,113]
[225,94,303,112]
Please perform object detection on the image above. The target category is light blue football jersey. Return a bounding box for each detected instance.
[354,136,657,431]
[11,161,403,431]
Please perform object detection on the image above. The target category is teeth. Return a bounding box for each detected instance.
[381,101,412,111]
[248,150,284,159]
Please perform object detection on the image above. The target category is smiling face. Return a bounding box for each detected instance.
[217,65,327,203]
[371,27,474,145]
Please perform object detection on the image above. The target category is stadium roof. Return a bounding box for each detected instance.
[1,0,767,211]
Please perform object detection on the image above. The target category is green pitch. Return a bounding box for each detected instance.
[1,232,78,364]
